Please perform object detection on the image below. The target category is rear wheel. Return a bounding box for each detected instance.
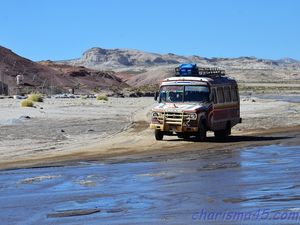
[214,122,231,140]
[155,130,164,141]
[195,120,207,141]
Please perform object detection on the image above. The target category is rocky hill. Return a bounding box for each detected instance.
[57,47,300,86]
[0,46,127,95]
[39,61,127,91]
[2,45,299,95]
[58,47,187,69]
[58,47,300,71]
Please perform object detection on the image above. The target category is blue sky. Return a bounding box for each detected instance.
[1,0,299,61]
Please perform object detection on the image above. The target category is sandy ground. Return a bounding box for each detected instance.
[0,95,300,170]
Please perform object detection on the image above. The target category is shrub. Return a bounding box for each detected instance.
[28,93,43,102]
[21,100,34,107]
[96,94,108,101]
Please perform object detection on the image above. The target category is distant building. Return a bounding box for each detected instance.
[16,74,24,85]
[0,81,8,95]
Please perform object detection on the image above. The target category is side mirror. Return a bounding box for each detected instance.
[154,92,158,101]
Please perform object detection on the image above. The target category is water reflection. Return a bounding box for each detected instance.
[0,145,300,224]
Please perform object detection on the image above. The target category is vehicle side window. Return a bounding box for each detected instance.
[231,86,238,102]
[217,87,225,103]
[224,86,231,102]
[213,88,217,104]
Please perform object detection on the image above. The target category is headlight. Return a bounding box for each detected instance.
[188,113,197,120]
[152,112,159,117]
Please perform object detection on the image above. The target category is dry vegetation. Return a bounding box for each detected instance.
[28,93,43,102]
[21,99,34,107]
[96,94,108,101]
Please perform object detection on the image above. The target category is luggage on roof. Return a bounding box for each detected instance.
[175,63,226,77]
[175,64,199,76]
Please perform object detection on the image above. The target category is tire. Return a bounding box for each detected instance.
[155,130,164,141]
[195,120,207,141]
[214,122,231,140]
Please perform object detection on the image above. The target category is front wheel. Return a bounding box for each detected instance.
[195,121,207,141]
[155,130,164,141]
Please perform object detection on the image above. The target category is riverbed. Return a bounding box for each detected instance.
[1,143,300,225]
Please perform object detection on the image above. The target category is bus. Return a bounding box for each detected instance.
[150,64,242,141]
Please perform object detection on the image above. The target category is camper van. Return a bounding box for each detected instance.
[150,64,241,141]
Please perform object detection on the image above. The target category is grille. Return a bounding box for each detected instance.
[154,112,197,126]
[164,112,183,125]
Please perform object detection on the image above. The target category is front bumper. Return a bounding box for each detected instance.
[150,111,199,133]
[150,123,198,132]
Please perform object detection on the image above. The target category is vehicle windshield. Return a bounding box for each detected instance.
[159,85,210,103]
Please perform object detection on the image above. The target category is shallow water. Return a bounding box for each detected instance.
[1,145,300,224]
[251,94,300,103]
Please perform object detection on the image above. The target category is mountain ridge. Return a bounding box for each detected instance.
[1,45,300,93]
[52,47,300,86]
[55,47,300,71]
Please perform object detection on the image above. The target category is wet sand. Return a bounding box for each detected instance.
[0,96,300,170]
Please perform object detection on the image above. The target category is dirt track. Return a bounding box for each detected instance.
[0,95,299,170]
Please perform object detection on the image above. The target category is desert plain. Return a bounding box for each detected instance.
[0,91,299,170]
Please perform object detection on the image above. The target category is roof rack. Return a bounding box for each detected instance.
[198,67,225,76]
[175,64,225,77]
